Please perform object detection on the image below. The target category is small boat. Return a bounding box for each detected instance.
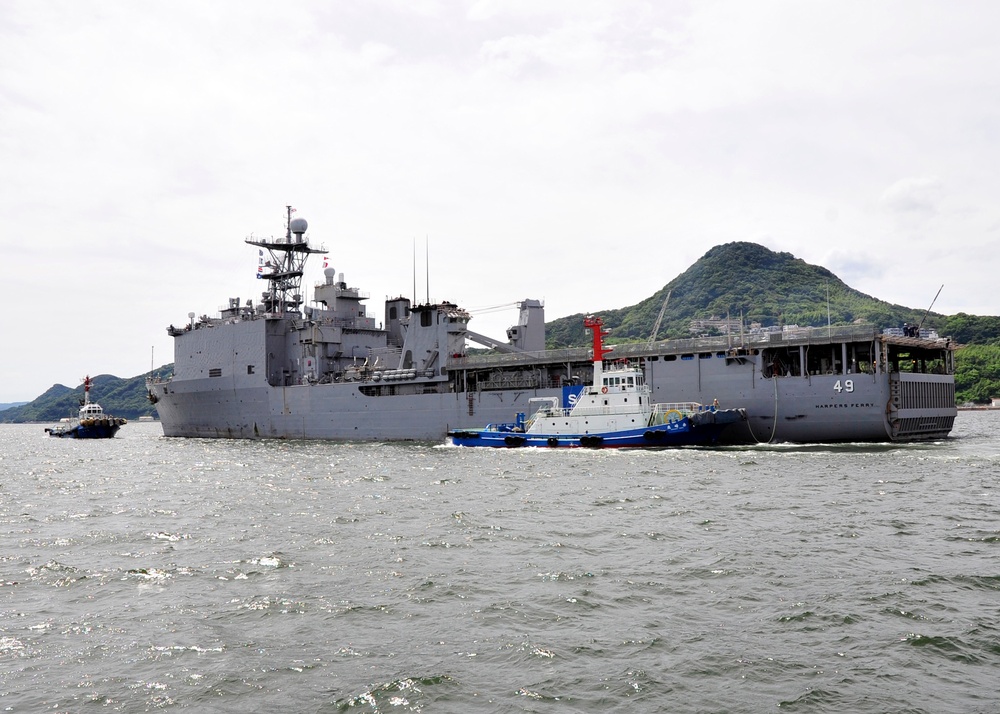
[45,376,127,439]
[448,316,747,448]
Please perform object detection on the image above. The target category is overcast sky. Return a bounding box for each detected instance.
[2,0,998,403]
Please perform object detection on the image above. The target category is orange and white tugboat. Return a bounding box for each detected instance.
[45,376,127,439]
[448,316,747,448]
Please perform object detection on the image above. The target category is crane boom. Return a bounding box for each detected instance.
[648,290,671,345]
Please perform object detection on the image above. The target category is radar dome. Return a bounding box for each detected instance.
[324,267,336,278]
[289,217,308,234]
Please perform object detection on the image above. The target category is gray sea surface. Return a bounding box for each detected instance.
[1,413,999,713]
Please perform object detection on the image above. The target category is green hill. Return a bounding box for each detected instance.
[546,242,949,347]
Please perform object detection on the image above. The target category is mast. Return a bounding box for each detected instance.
[584,316,613,388]
[245,206,326,315]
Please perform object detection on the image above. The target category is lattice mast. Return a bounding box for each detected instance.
[246,206,326,314]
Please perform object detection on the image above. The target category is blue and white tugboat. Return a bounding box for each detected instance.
[45,376,127,439]
[448,316,747,448]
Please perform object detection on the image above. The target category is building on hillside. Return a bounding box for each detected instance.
[689,316,743,336]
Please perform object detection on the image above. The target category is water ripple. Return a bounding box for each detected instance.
[2,418,1000,711]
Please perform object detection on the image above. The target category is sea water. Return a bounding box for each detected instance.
[1,414,998,712]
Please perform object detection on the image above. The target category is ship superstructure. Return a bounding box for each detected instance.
[149,209,957,443]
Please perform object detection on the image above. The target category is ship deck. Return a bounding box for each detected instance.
[450,325,953,371]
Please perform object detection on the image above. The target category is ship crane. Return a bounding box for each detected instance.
[648,290,671,345]
[916,284,944,332]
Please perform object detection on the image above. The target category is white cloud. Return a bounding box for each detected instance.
[878,176,944,214]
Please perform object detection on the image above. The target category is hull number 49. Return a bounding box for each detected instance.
[834,380,855,393]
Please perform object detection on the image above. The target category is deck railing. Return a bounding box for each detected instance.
[454,326,889,369]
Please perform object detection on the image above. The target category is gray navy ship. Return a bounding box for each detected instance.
[149,207,957,444]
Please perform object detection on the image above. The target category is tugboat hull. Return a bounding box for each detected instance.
[46,420,124,439]
[449,411,746,448]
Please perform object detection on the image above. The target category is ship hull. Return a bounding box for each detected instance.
[646,360,955,444]
[45,423,122,439]
[448,413,743,448]
[153,351,955,444]
[155,377,554,441]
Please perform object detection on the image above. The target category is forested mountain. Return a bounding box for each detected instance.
[5,242,1000,420]
[545,242,951,347]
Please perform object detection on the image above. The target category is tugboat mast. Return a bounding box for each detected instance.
[245,206,326,314]
[584,315,613,387]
